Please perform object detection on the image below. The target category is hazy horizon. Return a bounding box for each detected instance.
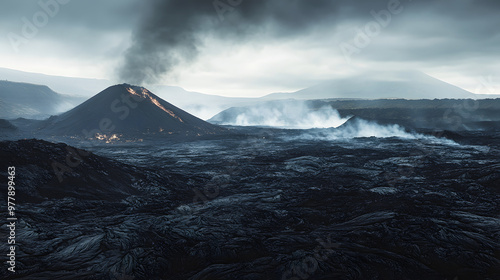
[1,66,499,100]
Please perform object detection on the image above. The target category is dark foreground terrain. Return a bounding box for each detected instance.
[0,128,499,279]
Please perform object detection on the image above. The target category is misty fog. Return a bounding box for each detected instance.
[213,101,351,129]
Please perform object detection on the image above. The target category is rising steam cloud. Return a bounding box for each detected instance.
[211,100,461,142]
[215,101,350,129]
[307,118,419,139]
[294,117,459,144]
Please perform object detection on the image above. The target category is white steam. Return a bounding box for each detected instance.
[219,101,351,129]
[213,101,459,143]
[293,118,459,145]
[329,119,416,139]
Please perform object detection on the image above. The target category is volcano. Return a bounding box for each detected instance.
[43,84,225,137]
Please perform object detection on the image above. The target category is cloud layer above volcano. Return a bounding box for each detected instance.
[1,0,499,96]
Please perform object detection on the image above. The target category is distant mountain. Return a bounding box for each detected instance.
[0,119,16,129]
[42,84,225,137]
[0,80,85,119]
[263,71,496,100]
[0,67,112,98]
[0,119,17,136]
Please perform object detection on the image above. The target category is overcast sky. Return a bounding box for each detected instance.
[0,0,499,97]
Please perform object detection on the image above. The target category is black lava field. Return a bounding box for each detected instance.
[1,127,499,280]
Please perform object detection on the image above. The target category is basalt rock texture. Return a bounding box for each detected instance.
[0,139,187,203]
[0,133,499,279]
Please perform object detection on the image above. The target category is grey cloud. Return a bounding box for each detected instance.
[117,0,500,85]
[116,0,404,85]
[0,0,141,60]
[0,0,141,31]
[350,1,500,64]
[1,0,499,90]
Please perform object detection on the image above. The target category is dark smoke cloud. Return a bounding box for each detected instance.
[118,1,214,84]
[117,0,500,85]
[116,0,360,85]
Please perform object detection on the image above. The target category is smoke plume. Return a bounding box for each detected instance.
[119,0,497,86]
[116,0,382,85]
